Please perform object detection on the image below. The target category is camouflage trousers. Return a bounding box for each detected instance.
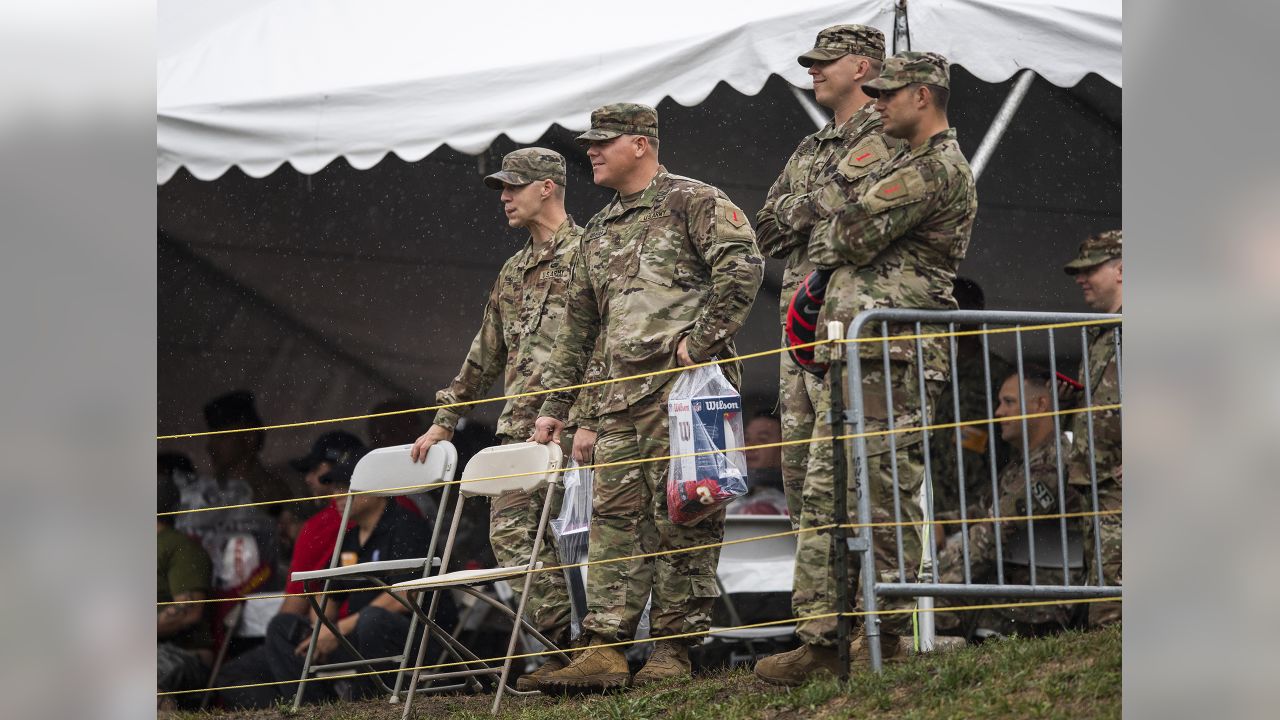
[934,528,1080,633]
[779,348,825,523]
[581,391,723,645]
[489,434,574,647]
[793,360,940,643]
[1082,480,1122,627]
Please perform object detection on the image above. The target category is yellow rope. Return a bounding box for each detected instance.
[156,317,1120,440]
[157,401,1120,517]
[158,508,1122,607]
[835,317,1121,345]
[157,596,1121,697]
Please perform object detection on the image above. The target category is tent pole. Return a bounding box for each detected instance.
[893,0,911,54]
[969,69,1036,181]
[788,85,829,131]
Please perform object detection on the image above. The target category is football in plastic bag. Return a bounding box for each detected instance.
[666,364,748,525]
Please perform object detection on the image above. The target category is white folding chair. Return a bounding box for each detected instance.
[290,442,472,711]
[391,441,570,718]
[709,515,798,664]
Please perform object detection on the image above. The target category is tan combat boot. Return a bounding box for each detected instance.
[849,632,909,665]
[515,654,568,692]
[753,643,842,686]
[633,640,691,686]
[536,644,630,692]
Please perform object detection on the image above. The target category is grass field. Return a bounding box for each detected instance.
[168,625,1120,719]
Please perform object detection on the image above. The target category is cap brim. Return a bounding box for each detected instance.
[575,128,624,145]
[862,78,909,97]
[797,48,848,68]
[483,171,532,190]
[321,469,354,486]
[1062,256,1112,275]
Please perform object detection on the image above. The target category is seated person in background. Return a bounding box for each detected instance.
[283,431,424,606]
[157,469,214,707]
[203,390,294,509]
[727,411,789,515]
[930,277,1013,526]
[935,366,1081,638]
[218,450,456,709]
[173,469,278,595]
[174,391,284,593]
[207,390,303,579]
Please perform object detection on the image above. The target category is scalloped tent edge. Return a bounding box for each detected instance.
[157,0,1120,184]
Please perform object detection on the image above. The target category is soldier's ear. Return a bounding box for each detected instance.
[855,57,871,81]
[914,84,930,109]
[1036,392,1052,413]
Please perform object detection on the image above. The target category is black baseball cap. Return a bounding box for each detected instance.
[290,431,366,472]
[318,446,371,487]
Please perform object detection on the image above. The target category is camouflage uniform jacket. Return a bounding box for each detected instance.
[931,348,1015,521]
[433,218,604,439]
[977,434,1075,563]
[808,128,977,378]
[1067,318,1122,487]
[755,103,897,326]
[942,435,1080,625]
[538,168,764,420]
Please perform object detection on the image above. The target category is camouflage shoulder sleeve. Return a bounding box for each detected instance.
[566,336,607,431]
[683,189,765,362]
[755,141,810,258]
[433,267,510,430]
[537,233,601,422]
[814,131,896,215]
[807,156,948,269]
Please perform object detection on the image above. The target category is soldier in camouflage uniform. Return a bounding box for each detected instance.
[530,104,763,690]
[409,148,603,689]
[935,367,1081,637]
[930,278,1013,526]
[1062,230,1122,627]
[757,52,977,685]
[755,24,899,521]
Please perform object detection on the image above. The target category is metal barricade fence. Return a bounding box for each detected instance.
[831,309,1122,673]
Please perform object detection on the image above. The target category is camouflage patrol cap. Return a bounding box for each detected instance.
[575,103,659,144]
[483,147,567,189]
[797,24,886,67]
[1063,230,1122,275]
[863,51,950,96]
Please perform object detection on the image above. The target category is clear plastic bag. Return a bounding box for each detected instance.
[550,461,593,565]
[551,461,593,637]
[666,364,748,525]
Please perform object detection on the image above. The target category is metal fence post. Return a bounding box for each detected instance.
[827,321,853,680]
[846,314,883,671]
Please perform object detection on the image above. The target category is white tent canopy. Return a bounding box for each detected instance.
[157,0,1121,183]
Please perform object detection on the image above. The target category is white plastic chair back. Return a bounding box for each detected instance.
[349,442,457,496]
[459,442,562,498]
[717,515,796,594]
